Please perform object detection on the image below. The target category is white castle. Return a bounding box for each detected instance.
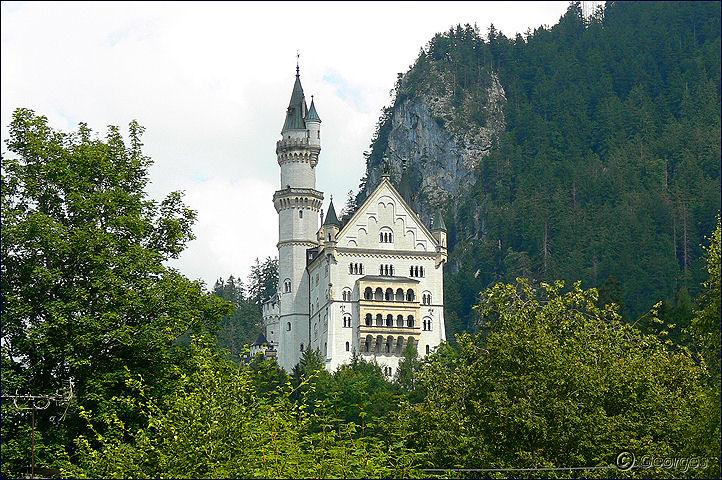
[262,67,447,375]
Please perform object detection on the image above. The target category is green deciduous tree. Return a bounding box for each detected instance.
[0,109,232,477]
[689,215,721,477]
[401,279,713,478]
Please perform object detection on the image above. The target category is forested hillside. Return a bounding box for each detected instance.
[359,1,721,338]
[206,257,278,359]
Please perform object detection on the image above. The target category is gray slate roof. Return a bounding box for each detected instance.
[433,210,447,231]
[252,332,268,346]
[282,73,307,132]
[305,98,321,122]
[323,199,341,226]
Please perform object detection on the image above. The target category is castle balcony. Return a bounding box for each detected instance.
[358,332,419,356]
[358,324,420,337]
[273,187,324,212]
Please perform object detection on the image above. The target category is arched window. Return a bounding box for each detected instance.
[300,343,304,351]
[349,264,353,274]
[380,232,384,242]
[379,265,384,275]
[284,279,291,293]
[364,287,373,300]
[359,264,364,274]
[344,314,352,327]
[299,209,303,218]
[406,289,415,302]
[287,322,291,331]
[407,315,414,328]
[410,266,414,276]
[385,288,393,301]
[376,314,383,326]
[420,266,424,277]
[386,314,393,327]
[397,315,404,327]
[374,287,383,301]
[395,288,404,302]
[426,345,430,355]
[346,341,350,351]
[365,313,372,326]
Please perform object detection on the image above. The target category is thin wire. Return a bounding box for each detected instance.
[424,465,616,472]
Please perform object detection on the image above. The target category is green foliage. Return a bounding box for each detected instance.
[688,215,721,478]
[247,256,279,306]
[394,342,426,403]
[401,279,715,478]
[691,214,721,374]
[210,272,275,359]
[64,338,425,479]
[0,109,232,477]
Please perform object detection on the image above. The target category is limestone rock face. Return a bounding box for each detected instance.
[363,68,506,224]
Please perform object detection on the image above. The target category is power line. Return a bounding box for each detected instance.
[3,381,74,480]
[424,464,616,473]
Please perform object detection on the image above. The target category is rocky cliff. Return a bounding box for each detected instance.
[361,61,506,225]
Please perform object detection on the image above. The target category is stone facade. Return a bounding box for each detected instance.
[263,69,447,376]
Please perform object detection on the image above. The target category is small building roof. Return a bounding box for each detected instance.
[252,332,268,346]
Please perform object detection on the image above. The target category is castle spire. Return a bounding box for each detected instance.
[282,59,307,133]
[323,197,341,227]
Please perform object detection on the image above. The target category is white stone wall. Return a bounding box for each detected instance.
[280,162,316,190]
[262,297,280,350]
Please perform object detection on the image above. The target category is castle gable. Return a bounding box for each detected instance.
[336,178,438,252]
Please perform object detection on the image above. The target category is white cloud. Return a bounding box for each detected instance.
[2,1,570,287]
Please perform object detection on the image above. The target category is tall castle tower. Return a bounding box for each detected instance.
[273,66,323,371]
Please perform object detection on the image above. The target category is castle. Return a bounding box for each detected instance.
[262,67,447,374]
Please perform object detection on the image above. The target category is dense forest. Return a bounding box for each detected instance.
[1,2,720,479]
[359,1,721,341]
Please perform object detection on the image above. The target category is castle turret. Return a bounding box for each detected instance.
[273,66,324,371]
[305,96,321,149]
[320,198,341,245]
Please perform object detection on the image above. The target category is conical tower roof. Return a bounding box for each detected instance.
[323,199,341,227]
[306,97,321,122]
[281,69,308,132]
[253,332,268,346]
[433,209,447,231]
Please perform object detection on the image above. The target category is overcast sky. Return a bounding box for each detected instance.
[1,1,574,290]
